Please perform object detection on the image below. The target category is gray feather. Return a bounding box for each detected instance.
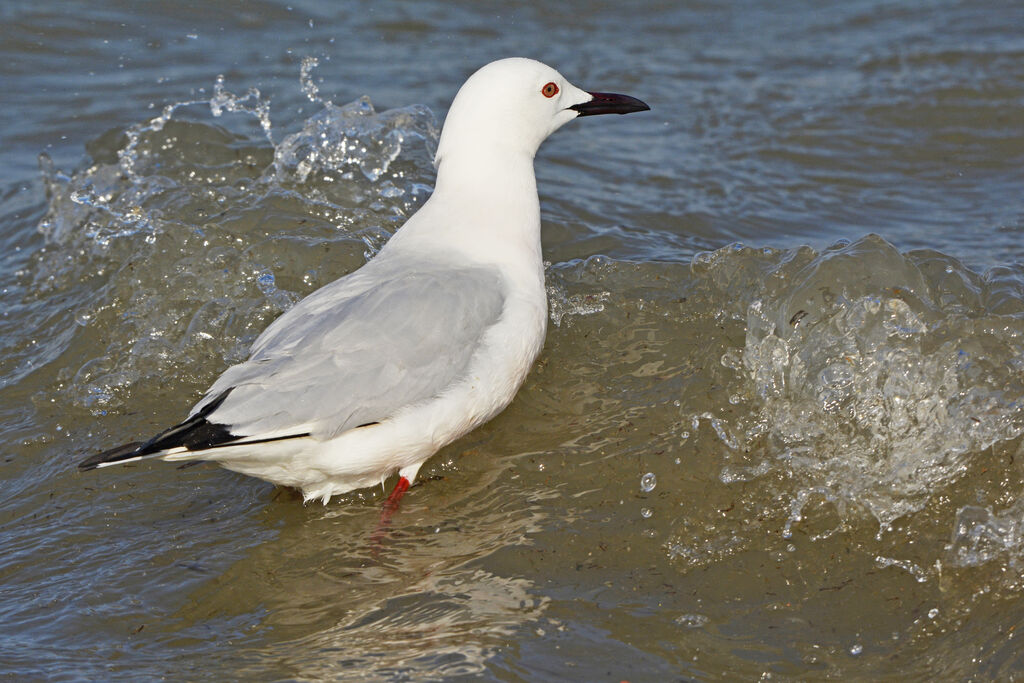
[194,261,506,440]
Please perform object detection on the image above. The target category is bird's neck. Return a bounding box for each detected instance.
[418,150,543,260]
[433,149,539,209]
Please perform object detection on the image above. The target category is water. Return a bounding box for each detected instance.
[3,0,1024,679]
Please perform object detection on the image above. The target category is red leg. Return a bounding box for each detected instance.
[385,476,410,508]
[378,476,410,526]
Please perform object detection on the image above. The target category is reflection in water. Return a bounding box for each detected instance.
[175,462,553,678]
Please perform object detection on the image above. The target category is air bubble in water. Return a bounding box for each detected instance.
[640,472,657,492]
[641,507,653,519]
[674,613,709,628]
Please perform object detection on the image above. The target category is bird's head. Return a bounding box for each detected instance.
[435,57,649,166]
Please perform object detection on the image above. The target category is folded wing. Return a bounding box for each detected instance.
[194,262,507,441]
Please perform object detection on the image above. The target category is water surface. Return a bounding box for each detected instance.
[2,1,1024,679]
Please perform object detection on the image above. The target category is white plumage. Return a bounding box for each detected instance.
[80,58,649,503]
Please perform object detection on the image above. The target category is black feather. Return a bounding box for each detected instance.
[139,389,237,453]
[79,390,238,471]
[79,389,316,472]
[78,441,146,470]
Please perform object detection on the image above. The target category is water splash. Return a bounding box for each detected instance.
[687,235,1024,532]
[547,289,610,327]
[300,56,323,104]
[269,96,437,186]
[946,502,1024,569]
[546,256,617,327]
[26,67,439,416]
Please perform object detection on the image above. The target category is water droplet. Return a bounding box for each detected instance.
[640,472,657,492]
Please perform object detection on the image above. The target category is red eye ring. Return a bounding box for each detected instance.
[541,82,559,98]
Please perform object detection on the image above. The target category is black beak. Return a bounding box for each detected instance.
[570,91,650,117]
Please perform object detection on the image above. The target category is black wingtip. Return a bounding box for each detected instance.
[80,388,315,473]
[79,389,237,472]
[78,441,146,471]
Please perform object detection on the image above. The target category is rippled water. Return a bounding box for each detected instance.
[3,1,1024,679]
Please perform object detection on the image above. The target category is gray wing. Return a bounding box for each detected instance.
[195,264,506,440]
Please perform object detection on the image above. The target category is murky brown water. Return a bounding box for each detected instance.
[3,1,1024,679]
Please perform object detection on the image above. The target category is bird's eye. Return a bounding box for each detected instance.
[541,82,559,98]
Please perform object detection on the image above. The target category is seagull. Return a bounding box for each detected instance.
[79,57,649,505]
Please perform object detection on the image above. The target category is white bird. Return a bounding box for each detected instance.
[80,57,649,505]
